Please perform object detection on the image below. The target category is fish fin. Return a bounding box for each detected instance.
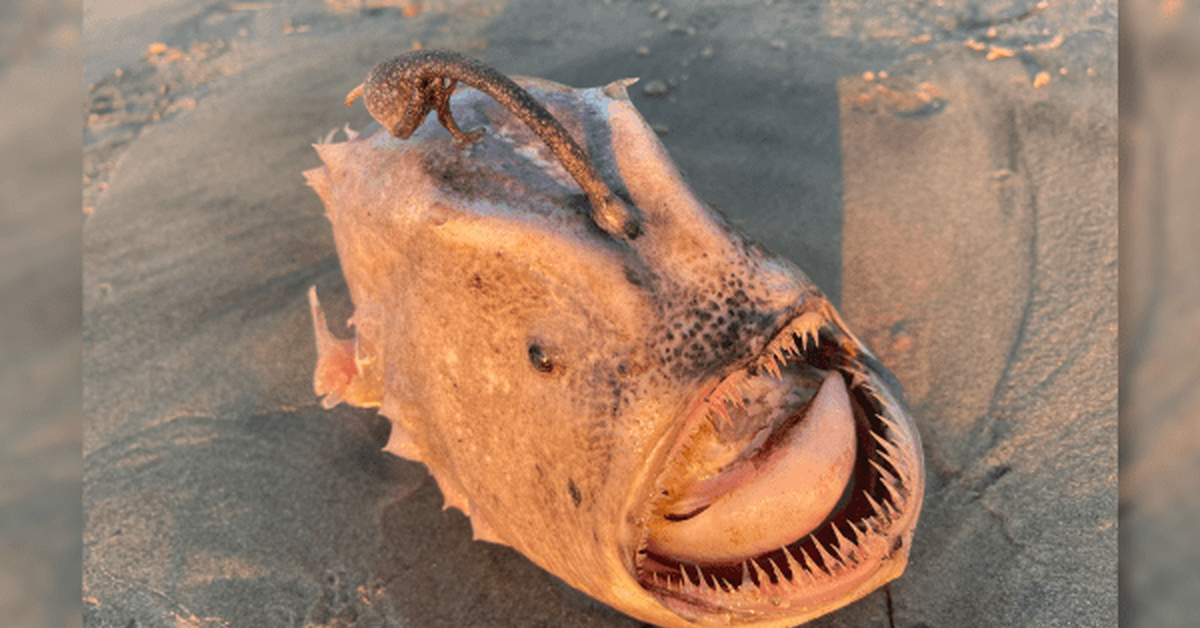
[302,164,334,209]
[379,409,424,464]
[468,505,509,546]
[419,455,509,546]
[308,286,355,407]
[603,77,638,100]
[308,286,385,408]
[426,467,471,515]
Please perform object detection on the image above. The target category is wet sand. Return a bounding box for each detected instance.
[77,1,1121,626]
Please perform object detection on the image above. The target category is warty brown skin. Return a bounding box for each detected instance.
[346,49,639,239]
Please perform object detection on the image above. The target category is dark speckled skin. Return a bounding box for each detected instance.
[351,50,639,239]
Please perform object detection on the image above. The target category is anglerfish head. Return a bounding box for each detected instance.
[304,75,923,628]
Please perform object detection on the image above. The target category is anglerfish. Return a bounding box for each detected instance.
[304,50,924,628]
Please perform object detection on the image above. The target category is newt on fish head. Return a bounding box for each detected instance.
[305,51,924,628]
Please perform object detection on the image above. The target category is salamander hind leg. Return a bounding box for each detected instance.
[429,78,484,144]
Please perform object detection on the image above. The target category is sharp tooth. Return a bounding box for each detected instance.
[833,524,857,563]
[870,460,904,504]
[750,559,769,587]
[706,570,723,592]
[871,432,906,473]
[883,492,903,519]
[650,570,664,590]
[815,539,840,574]
[870,430,899,457]
[788,311,826,353]
[846,367,872,390]
[697,566,714,590]
[783,332,800,357]
[721,373,749,410]
[703,372,748,429]
[767,556,786,584]
[876,449,903,476]
[708,403,732,429]
[864,490,889,524]
[782,546,811,586]
[762,355,782,379]
[724,393,744,417]
[668,572,685,593]
[774,352,789,372]
[800,545,828,578]
[799,328,819,352]
[876,409,902,433]
[874,427,909,461]
[869,458,895,484]
[688,567,707,595]
[725,389,746,410]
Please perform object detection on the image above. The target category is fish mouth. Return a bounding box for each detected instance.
[631,298,923,623]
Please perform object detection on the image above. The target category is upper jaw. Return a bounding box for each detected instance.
[625,295,924,624]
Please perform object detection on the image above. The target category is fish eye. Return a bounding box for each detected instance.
[528,342,555,373]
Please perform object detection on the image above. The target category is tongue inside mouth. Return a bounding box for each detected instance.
[646,371,857,564]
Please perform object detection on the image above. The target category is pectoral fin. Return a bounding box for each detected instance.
[307,286,385,409]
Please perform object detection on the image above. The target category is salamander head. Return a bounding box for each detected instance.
[345,57,436,140]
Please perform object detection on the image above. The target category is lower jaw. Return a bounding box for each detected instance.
[634,486,917,626]
[645,540,910,625]
[635,497,911,622]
